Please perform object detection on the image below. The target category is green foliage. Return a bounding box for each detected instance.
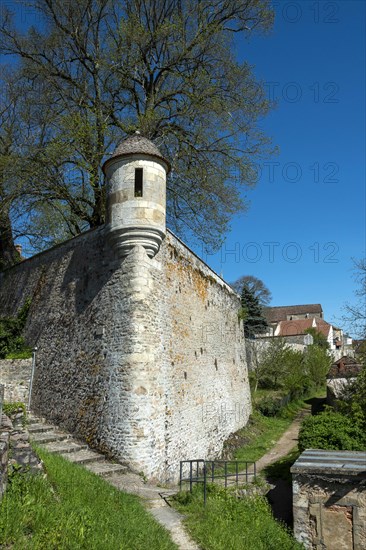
[253,339,331,399]
[256,395,289,417]
[223,401,306,463]
[172,484,303,550]
[303,345,332,387]
[298,409,366,452]
[0,298,31,359]
[2,402,26,420]
[0,449,177,549]
[241,285,268,338]
[4,348,33,359]
[304,328,330,350]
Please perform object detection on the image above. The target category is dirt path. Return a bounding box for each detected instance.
[254,407,311,527]
[256,408,310,473]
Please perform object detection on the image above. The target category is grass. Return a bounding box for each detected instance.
[4,348,33,359]
[0,448,177,549]
[224,388,326,464]
[172,484,303,550]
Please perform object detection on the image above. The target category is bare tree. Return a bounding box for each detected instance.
[0,0,275,262]
[231,274,272,306]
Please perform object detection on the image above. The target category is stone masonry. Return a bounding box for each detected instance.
[291,449,366,550]
[0,359,32,403]
[0,229,250,482]
[0,134,251,482]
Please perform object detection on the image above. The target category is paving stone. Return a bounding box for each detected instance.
[31,431,71,444]
[60,449,104,464]
[28,424,56,434]
[42,440,87,454]
[84,461,127,477]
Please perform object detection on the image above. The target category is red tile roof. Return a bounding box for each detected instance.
[276,318,332,337]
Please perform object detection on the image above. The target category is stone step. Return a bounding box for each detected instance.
[84,460,128,478]
[60,449,104,464]
[27,415,47,425]
[28,423,56,434]
[30,431,71,444]
[42,440,88,454]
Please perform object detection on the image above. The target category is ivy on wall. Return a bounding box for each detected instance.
[0,298,32,359]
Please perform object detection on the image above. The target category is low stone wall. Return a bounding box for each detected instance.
[0,359,32,403]
[326,377,356,407]
[0,384,9,500]
[291,449,366,549]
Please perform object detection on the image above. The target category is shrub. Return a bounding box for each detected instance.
[257,396,288,417]
[2,402,27,420]
[0,299,31,359]
[298,409,366,452]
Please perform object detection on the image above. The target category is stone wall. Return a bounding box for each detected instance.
[246,338,305,371]
[291,450,366,550]
[0,359,32,403]
[0,384,9,500]
[0,227,251,482]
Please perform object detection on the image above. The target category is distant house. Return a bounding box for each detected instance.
[261,304,348,354]
[264,304,323,324]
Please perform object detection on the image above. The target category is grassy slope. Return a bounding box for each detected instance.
[0,449,177,550]
[173,485,303,550]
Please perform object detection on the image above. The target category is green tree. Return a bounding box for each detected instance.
[303,344,331,388]
[304,327,330,350]
[252,337,289,390]
[0,0,275,265]
[240,284,268,338]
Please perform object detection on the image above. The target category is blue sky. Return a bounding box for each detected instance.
[192,0,365,334]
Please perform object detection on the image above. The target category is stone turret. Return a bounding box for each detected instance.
[102,132,170,258]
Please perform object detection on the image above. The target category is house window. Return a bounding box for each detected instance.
[134,168,143,197]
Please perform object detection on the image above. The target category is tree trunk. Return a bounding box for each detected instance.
[0,207,18,270]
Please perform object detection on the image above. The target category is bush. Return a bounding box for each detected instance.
[298,409,366,452]
[256,395,289,417]
[0,299,31,359]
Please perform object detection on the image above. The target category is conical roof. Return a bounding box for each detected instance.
[102,132,170,173]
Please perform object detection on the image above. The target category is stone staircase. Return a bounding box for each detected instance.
[28,415,127,478]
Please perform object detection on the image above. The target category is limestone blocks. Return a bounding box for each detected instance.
[102,133,170,259]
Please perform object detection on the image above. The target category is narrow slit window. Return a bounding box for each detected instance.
[134,168,143,197]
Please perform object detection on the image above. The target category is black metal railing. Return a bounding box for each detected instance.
[179,459,256,505]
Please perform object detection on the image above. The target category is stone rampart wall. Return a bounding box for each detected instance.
[0,227,251,481]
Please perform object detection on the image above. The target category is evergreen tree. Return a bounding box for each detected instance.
[241,284,268,338]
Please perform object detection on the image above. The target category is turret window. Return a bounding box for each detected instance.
[134,168,143,197]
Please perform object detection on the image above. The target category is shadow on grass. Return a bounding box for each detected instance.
[263,448,300,529]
